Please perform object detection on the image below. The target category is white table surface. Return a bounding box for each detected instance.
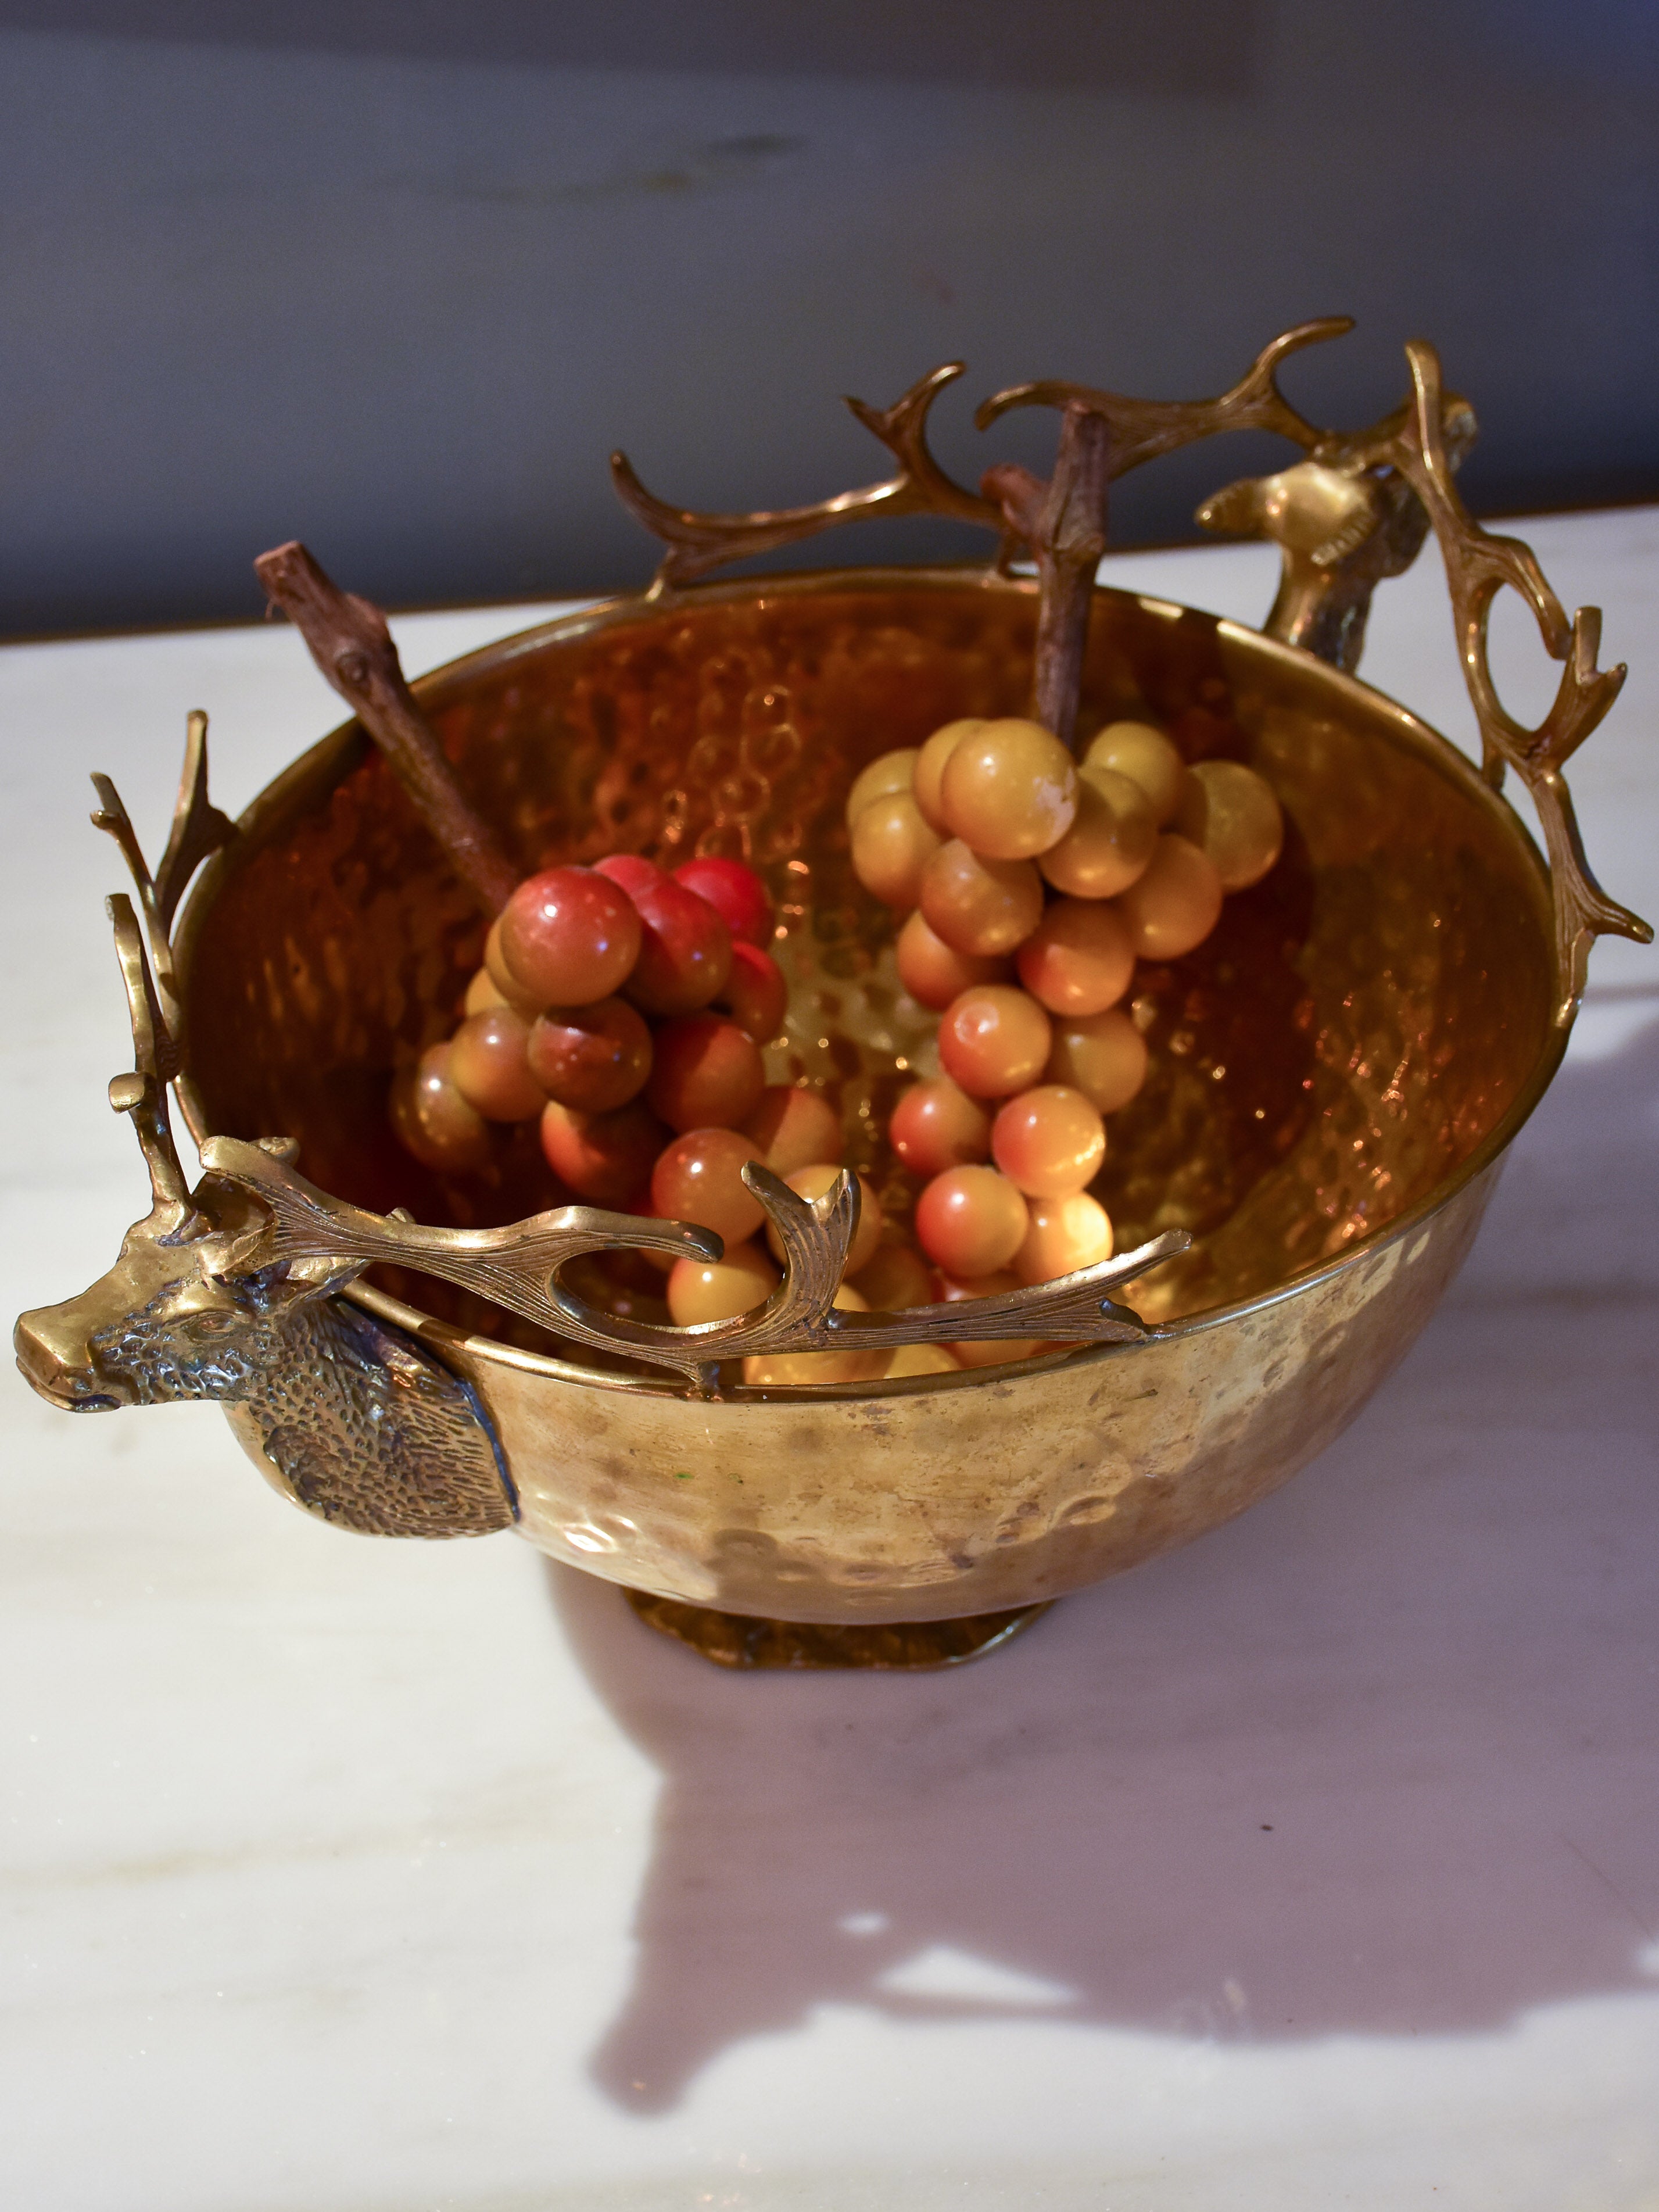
[2,518,1656,2211]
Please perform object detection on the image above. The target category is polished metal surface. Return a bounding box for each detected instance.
[15,336,1650,1635]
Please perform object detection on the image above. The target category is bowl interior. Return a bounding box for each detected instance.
[177,570,1558,1359]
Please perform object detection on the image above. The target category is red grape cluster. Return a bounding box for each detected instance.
[850,714,1284,1300]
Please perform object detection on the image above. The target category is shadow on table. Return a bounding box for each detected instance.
[549,1007,1659,2114]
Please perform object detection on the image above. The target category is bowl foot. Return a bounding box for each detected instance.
[620,1588,1052,1669]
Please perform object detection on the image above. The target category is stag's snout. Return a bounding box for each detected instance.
[13,1304,127,1411]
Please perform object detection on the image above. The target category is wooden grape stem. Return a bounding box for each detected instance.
[983,400,1110,753]
[255,542,518,917]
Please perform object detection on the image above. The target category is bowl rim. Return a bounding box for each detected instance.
[174,561,1566,1402]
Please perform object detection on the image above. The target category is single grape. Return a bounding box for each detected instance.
[888,1079,992,1178]
[743,1084,843,1175]
[389,1043,492,1173]
[933,1268,1035,1368]
[671,856,775,947]
[850,791,943,908]
[919,840,1044,957]
[647,1014,766,1133]
[937,985,1053,1099]
[1014,1191,1113,1286]
[1113,833,1224,959]
[1046,1007,1149,1113]
[844,747,920,829]
[894,910,1010,1011]
[497,866,643,1008]
[597,856,733,1016]
[463,965,509,1017]
[1040,765,1158,898]
[912,718,984,831]
[1015,897,1135,1016]
[714,942,789,1045]
[650,1126,767,1247]
[991,1084,1106,1197]
[741,1283,890,1386]
[850,1238,934,1312]
[1083,721,1186,825]
[447,1006,546,1122]
[483,919,545,1015]
[1172,760,1284,890]
[667,1239,780,1327]
[526,995,653,1114]
[765,1164,883,1277]
[938,717,1078,860]
[914,1164,1030,1277]
[540,1097,668,1205]
[883,1343,959,1377]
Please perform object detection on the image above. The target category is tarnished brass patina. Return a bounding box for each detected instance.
[15,330,1651,1666]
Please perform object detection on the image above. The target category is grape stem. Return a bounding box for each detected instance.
[254,541,518,917]
[982,400,1110,754]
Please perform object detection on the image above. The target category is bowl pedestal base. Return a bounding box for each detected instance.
[622,1588,1051,1670]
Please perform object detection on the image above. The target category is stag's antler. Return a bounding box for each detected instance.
[1351,343,1651,1021]
[611,363,1005,596]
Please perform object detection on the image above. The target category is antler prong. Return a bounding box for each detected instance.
[611,363,1002,595]
[105,894,203,1227]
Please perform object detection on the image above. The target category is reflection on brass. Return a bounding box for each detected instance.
[16,331,1653,1642]
[13,902,515,1538]
[623,1587,1051,1669]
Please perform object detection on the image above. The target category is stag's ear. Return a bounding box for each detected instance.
[105,893,205,1233]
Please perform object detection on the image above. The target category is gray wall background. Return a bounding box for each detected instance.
[1,1,1656,636]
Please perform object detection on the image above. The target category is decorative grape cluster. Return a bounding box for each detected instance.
[389,713,1282,1385]
[848,715,1283,1302]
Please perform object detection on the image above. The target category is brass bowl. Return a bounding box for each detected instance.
[171,566,1558,1624]
[18,331,1649,1666]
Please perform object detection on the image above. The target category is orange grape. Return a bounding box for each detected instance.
[1046,1007,1149,1113]
[850,791,943,908]
[851,1239,934,1311]
[667,1239,780,1326]
[845,747,920,829]
[938,717,1078,860]
[914,1164,1030,1277]
[919,840,1045,957]
[1015,898,1134,1016]
[650,1127,767,1247]
[447,1006,546,1122]
[1083,721,1185,825]
[888,1079,992,1177]
[1113,833,1224,959]
[714,943,789,1044]
[1014,1191,1113,1285]
[912,718,984,831]
[1040,764,1158,898]
[991,1084,1106,1197]
[1172,760,1284,890]
[895,910,1011,1011]
[390,1043,492,1173]
[743,1084,844,1175]
[883,1343,959,1377]
[937,986,1053,1099]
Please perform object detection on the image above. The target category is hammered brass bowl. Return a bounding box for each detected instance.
[19,330,1648,1666]
[169,565,1561,1625]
